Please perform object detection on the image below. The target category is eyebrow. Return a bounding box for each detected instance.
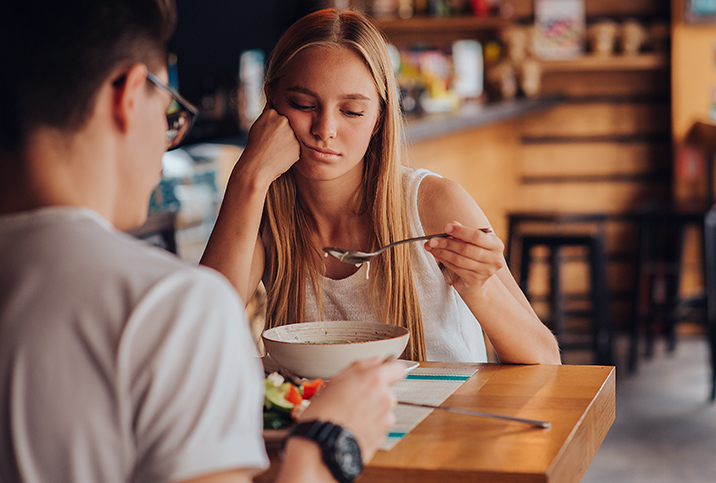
[286,85,372,101]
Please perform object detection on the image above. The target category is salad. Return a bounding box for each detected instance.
[263,372,324,429]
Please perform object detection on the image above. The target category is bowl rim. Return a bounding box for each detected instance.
[261,321,409,346]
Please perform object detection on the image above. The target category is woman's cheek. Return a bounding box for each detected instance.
[355,122,377,147]
[285,111,310,137]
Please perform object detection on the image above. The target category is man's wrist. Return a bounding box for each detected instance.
[279,437,335,483]
[282,420,363,483]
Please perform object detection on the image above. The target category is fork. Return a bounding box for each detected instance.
[322,228,492,265]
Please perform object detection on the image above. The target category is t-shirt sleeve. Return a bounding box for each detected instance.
[121,267,268,483]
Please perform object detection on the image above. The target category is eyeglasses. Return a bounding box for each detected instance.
[145,72,198,150]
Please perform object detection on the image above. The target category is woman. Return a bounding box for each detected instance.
[201,8,561,364]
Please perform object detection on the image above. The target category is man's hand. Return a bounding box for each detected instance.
[298,357,406,462]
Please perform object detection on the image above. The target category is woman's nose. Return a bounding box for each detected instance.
[311,110,337,140]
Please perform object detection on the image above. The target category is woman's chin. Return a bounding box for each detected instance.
[293,158,363,183]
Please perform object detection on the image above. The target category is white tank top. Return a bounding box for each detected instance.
[304,167,487,362]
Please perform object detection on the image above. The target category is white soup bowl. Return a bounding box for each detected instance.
[262,321,409,380]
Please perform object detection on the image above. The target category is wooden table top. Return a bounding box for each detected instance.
[258,362,616,483]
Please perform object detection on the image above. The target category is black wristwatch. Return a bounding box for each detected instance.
[282,420,363,483]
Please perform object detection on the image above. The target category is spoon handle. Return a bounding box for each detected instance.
[381,228,492,253]
[379,233,450,252]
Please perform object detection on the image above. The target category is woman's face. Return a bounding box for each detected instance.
[272,46,381,182]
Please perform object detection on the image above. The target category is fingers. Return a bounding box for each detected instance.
[427,224,503,266]
[351,356,407,385]
[446,222,501,249]
[242,108,300,181]
[429,243,503,275]
[425,222,505,289]
[299,356,405,462]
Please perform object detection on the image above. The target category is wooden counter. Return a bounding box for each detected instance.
[257,362,616,483]
[405,96,563,143]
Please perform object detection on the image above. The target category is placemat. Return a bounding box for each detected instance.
[381,366,478,451]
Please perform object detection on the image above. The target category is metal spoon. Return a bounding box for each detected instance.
[322,228,492,265]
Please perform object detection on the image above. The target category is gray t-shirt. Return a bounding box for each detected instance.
[0,207,268,483]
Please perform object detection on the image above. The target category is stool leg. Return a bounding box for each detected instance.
[710,322,716,401]
[703,209,716,401]
[591,235,613,366]
[630,219,649,373]
[645,221,660,360]
[550,245,565,340]
[519,240,532,294]
[664,222,687,353]
[506,216,517,268]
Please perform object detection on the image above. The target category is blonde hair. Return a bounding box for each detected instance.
[261,8,426,360]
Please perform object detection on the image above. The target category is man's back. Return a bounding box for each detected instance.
[0,207,268,482]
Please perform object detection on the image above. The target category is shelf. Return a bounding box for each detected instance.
[509,0,669,19]
[371,15,509,46]
[372,15,509,33]
[405,95,564,143]
[540,53,669,73]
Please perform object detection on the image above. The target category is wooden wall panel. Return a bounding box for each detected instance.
[603,220,639,254]
[519,142,671,178]
[521,102,670,138]
[406,120,522,239]
[540,70,671,98]
[515,181,670,213]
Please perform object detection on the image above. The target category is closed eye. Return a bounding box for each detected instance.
[342,110,364,117]
[288,100,314,111]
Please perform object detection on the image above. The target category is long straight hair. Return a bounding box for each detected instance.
[261,9,426,360]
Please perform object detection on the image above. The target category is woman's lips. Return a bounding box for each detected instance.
[305,144,340,160]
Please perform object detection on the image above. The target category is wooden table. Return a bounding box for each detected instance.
[258,362,615,483]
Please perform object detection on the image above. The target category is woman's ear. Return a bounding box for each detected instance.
[112,63,149,133]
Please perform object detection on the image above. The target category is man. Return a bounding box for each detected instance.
[0,1,404,482]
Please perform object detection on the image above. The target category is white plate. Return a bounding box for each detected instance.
[400,360,420,372]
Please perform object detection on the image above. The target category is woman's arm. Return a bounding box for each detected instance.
[417,175,561,365]
[200,109,300,303]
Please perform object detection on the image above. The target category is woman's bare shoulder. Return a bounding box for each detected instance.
[417,174,490,234]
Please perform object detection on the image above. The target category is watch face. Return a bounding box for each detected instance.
[334,431,363,479]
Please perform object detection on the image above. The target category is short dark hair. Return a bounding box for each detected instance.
[0,0,177,151]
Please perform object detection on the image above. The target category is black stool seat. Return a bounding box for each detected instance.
[518,231,613,366]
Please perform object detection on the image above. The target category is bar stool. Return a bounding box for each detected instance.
[629,204,715,383]
[508,212,613,365]
[628,206,699,372]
